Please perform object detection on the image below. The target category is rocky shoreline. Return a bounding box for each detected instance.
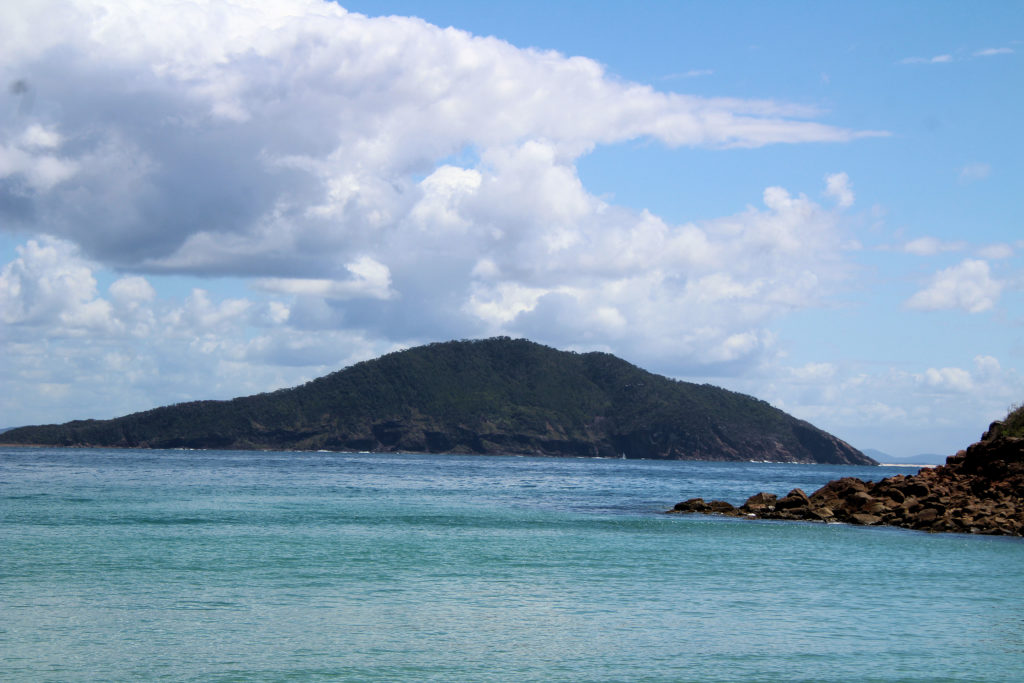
[668,424,1024,536]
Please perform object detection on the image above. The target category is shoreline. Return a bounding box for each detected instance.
[669,433,1024,537]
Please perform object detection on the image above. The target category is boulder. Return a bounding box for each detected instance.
[708,500,737,514]
[741,492,777,513]
[775,488,811,510]
[850,513,882,526]
[672,498,709,513]
[669,434,1023,537]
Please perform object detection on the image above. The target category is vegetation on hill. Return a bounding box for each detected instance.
[999,403,1024,439]
[2,337,874,464]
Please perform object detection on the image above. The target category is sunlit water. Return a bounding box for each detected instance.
[2,447,1022,682]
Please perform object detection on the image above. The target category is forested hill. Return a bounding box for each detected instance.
[3,338,875,465]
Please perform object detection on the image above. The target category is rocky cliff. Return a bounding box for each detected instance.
[670,417,1024,536]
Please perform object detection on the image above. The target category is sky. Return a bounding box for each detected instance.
[1,0,1021,458]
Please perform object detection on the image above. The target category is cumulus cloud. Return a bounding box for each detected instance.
[824,172,854,208]
[905,259,1002,313]
[0,0,882,274]
[0,124,78,192]
[919,366,974,393]
[0,234,401,424]
[0,0,892,425]
[0,237,113,334]
[451,181,854,372]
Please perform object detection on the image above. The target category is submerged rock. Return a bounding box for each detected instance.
[669,433,1024,537]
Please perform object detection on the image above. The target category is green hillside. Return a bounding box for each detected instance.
[3,337,874,465]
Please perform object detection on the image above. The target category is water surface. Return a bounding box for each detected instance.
[2,448,1021,682]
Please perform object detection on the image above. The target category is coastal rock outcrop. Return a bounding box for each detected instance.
[669,426,1024,536]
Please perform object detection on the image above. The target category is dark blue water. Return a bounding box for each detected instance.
[2,447,1022,682]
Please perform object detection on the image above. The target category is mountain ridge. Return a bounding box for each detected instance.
[862,449,947,466]
[2,337,875,465]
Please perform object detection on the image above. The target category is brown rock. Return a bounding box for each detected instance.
[741,492,778,512]
[851,513,882,525]
[916,508,939,524]
[863,500,888,514]
[708,500,737,514]
[670,433,1023,536]
[881,487,904,503]
[808,506,835,521]
[672,498,709,513]
[846,491,873,509]
[776,488,811,510]
[902,482,931,499]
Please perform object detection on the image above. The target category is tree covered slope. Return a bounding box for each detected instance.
[3,337,875,465]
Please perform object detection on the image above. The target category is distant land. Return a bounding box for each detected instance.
[2,337,875,465]
[862,449,947,466]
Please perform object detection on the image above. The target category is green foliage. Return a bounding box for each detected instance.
[1,337,872,464]
[1002,403,1024,438]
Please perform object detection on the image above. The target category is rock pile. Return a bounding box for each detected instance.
[669,427,1024,536]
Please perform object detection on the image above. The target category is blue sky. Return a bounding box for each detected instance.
[1,0,1021,458]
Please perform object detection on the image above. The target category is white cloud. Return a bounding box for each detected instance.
[18,125,62,150]
[108,276,157,336]
[109,276,156,308]
[959,162,991,183]
[734,353,1024,458]
[0,234,406,424]
[464,282,549,327]
[974,354,1001,379]
[665,69,715,79]
[409,166,484,233]
[256,257,395,301]
[0,237,112,332]
[900,46,1014,66]
[789,362,837,382]
[900,54,953,65]
[824,172,854,208]
[919,366,974,393]
[0,1,895,425]
[0,125,79,192]
[977,243,1013,260]
[905,259,1002,313]
[0,0,884,277]
[974,47,1014,57]
[902,237,966,255]
[165,289,253,335]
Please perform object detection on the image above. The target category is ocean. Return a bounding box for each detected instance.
[2,447,1022,682]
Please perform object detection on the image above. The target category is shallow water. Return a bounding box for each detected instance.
[2,447,1021,682]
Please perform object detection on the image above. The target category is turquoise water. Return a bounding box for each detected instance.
[2,448,1022,682]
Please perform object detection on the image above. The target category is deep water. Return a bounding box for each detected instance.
[2,447,1022,682]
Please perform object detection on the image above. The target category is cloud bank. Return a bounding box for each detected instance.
[7,0,1015,458]
[0,0,879,375]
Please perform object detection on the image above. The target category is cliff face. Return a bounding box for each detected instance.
[3,337,874,465]
[671,420,1024,536]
